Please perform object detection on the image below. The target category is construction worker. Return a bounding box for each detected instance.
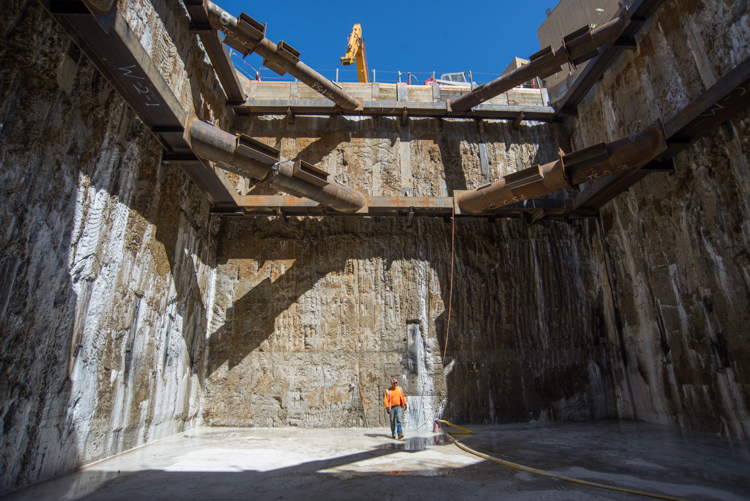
[384,377,407,439]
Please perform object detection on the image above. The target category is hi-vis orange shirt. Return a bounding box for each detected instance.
[384,386,407,409]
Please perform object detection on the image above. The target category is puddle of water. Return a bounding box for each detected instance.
[374,435,449,451]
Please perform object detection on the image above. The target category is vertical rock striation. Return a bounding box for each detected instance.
[204,115,616,429]
[0,0,221,492]
[571,0,750,437]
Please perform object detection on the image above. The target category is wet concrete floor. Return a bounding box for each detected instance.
[5,420,749,500]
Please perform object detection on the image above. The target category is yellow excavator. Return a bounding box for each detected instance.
[340,24,369,83]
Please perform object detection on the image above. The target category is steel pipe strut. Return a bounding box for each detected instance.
[204,1,360,110]
[270,161,366,211]
[451,9,630,112]
[458,127,663,214]
[186,118,272,180]
[186,119,365,211]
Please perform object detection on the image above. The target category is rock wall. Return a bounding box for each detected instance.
[0,0,224,493]
[203,115,617,429]
[571,0,750,437]
[2,0,749,494]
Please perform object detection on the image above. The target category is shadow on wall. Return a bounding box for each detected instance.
[206,216,616,426]
[207,219,412,375]
[233,115,471,196]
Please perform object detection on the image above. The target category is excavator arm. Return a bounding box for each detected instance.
[340,24,369,83]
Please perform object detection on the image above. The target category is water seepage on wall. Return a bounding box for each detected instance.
[0,0,230,493]
[571,0,750,437]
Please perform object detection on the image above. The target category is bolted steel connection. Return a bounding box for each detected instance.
[186,118,365,211]
[457,127,663,214]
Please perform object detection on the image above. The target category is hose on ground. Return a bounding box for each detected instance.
[441,426,691,501]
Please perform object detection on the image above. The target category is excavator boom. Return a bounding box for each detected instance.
[341,24,369,83]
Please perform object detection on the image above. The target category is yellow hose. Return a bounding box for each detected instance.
[444,432,691,501]
[435,419,472,435]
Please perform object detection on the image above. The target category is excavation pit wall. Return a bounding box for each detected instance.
[569,0,750,438]
[2,0,750,495]
[206,216,617,429]
[0,0,232,493]
[204,113,617,430]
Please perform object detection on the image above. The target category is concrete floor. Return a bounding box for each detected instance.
[6,420,750,500]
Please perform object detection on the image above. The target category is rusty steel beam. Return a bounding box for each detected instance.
[269,160,365,211]
[204,1,359,110]
[657,55,750,161]
[223,195,591,219]
[235,100,557,122]
[457,128,663,214]
[184,0,246,108]
[555,0,665,117]
[42,0,238,207]
[451,9,630,112]
[230,195,454,217]
[573,55,750,209]
[186,118,272,179]
[186,119,365,211]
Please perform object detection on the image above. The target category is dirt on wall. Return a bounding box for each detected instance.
[205,216,618,429]
[2,0,750,495]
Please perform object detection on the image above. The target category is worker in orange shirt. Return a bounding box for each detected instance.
[384,377,407,439]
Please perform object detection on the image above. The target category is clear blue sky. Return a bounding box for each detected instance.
[221,0,560,85]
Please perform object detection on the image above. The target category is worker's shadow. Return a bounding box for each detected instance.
[364,433,394,439]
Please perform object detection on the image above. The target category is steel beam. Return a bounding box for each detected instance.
[457,128,663,214]
[655,55,750,162]
[554,0,665,117]
[205,1,360,109]
[451,9,631,112]
[184,0,246,108]
[186,119,365,211]
[221,195,592,219]
[573,55,750,209]
[42,0,238,207]
[235,100,557,122]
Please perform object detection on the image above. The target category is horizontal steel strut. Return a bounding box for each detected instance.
[40,0,750,220]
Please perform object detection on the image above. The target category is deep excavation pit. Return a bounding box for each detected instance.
[1,0,750,499]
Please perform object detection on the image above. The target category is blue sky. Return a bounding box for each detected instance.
[220,0,560,85]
